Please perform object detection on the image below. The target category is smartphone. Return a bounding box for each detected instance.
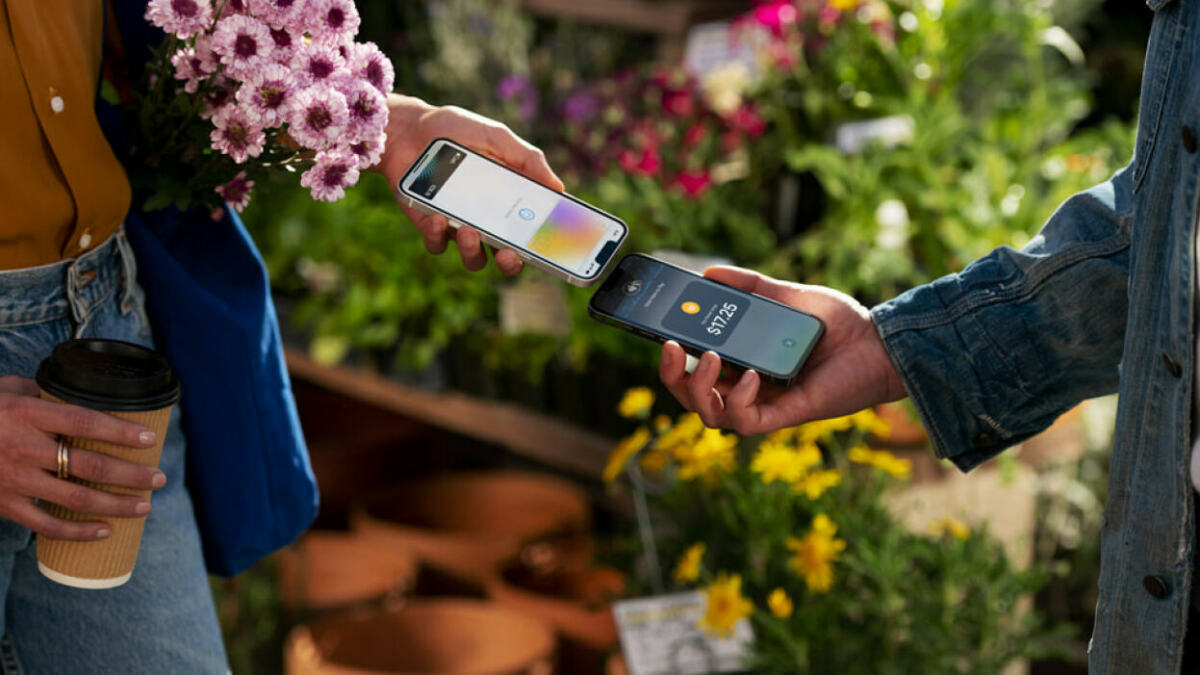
[588,254,825,385]
[396,138,628,286]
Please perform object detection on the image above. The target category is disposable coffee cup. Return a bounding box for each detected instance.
[34,339,180,589]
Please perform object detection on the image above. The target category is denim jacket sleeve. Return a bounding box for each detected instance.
[869,166,1134,471]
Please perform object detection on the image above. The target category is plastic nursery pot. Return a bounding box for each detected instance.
[277,531,419,615]
[351,471,591,583]
[285,600,556,675]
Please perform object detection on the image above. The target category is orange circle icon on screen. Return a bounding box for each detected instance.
[681,301,701,315]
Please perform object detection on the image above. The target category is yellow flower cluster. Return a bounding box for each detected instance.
[675,428,739,482]
[699,572,754,638]
[618,387,655,420]
[602,426,652,483]
[787,514,847,593]
[750,432,842,500]
[673,542,706,584]
[928,516,971,540]
[847,445,912,480]
[790,408,892,445]
[767,588,794,618]
[604,410,740,485]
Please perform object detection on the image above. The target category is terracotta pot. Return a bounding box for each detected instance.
[277,532,419,614]
[605,654,628,675]
[352,472,590,582]
[285,600,556,675]
[872,401,929,446]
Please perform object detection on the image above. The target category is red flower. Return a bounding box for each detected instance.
[620,147,662,176]
[730,104,766,137]
[674,170,713,199]
[663,90,695,118]
[684,121,710,147]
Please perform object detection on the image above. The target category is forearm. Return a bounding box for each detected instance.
[871,166,1134,471]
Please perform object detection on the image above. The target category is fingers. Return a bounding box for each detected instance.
[687,352,726,428]
[660,342,693,410]
[704,266,799,305]
[724,370,766,436]
[483,123,565,192]
[3,498,112,541]
[31,471,151,519]
[493,248,524,277]
[454,227,488,272]
[52,447,166,492]
[18,398,155,448]
[0,376,37,396]
[411,212,451,254]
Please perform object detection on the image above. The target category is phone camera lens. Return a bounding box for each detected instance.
[623,280,643,296]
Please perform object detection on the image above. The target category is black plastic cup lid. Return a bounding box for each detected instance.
[36,339,181,412]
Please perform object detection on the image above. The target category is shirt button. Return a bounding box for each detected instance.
[1143,575,1170,599]
[1162,353,1182,378]
[1183,125,1198,154]
[50,95,64,114]
[78,232,92,249]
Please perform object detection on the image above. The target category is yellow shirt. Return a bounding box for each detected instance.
[0,0,131,270]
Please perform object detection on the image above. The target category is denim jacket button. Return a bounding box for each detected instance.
[973,431,997,449]
[1183,125,1198,154]
[1143,575,1170,599]
[1162,353,1183,378]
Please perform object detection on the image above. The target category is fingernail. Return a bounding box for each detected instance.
[736,369,756,388]
[96,528,111,539]
[135,501,151,515]
[138,431,156,445]
[151,471,166,489]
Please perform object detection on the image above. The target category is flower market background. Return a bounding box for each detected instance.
[214,0,1150,672]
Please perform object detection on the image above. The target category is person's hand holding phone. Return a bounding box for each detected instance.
[659,267,908,435]
[376,94,565,275]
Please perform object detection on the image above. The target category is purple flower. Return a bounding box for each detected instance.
[288,85,349,150]
[235,63,296,127]
[215,171,255,212]
[345,42,395,96]
[220,0,250,16]
[290,42,348,88]
[266,26,299,64]
[199,76,236,118]
[306,0,361,45]
[337,79,388,141]
[496,74,537,122]
[248,0,303,28]
[301,149,360,201]
[210,106,266,163]
[170,36,218,94]
[212,13,273,79]
[145,0,213,38]
[348,131,387,170]
[563,88,599,123]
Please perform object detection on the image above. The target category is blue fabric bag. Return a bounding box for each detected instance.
[103,1,319,576]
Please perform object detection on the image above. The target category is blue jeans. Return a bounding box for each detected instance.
[0,230,228,673]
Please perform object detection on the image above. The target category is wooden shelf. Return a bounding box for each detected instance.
[285,348,614,480]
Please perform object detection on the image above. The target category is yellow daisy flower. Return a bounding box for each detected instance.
[673,542,706,584]
[751,442,806,484]
[787,514,847,594]
[847,445,912,480]
[602,426,651,483]
[928,516,971,540]
[676,428,738,483]
[658,412,705,455]
[618,387,655,419]
[794,469,843,500]
[699,572,754,638]
[767,588,794,618]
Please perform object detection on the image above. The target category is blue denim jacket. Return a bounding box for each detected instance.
[870,0,1198,671]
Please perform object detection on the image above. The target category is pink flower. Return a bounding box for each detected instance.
[170,36,218,94]
[288,85,349,150]
[752,0,799,37]
[663,90,695,118]
[674,170,712,199]
[729,104,766,137]
[220,0,249,16]
[306,0,361,45]
[290,42,348,88]
[210,106,266,163]
[248,0,303,28]
[348,131,387,169]
[618,147,661,177]
[200,77,236,118]
[215,171,255,212]
[212,14,273,79]
[145,0,213,38]
[337,79,388,141]
[235,63,297,127]
[345,42,395,96]
[683,121,710,147]
[301,149,360,201]
[267,26,299,64]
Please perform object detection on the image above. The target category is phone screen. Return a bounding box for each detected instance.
[402,140,626,279]
[591,255,824,379]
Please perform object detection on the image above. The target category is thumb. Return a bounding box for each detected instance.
[703,266,800,305]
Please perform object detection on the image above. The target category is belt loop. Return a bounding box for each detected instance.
[116,227,138,315]
[64,260,87,338]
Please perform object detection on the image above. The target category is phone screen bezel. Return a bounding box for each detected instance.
[588,253,824,382]
[398,138,628,282]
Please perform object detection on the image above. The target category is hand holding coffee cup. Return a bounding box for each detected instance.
[0,376,164,540]
[31,340,181,589]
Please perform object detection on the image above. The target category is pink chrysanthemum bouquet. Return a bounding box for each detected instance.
[132,0,395,211]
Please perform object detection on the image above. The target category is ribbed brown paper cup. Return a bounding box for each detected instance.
[34,340,181,590]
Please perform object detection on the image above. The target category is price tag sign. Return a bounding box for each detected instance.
[613,592,754,675]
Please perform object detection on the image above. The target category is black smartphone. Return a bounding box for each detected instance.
[588,253,825,385]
